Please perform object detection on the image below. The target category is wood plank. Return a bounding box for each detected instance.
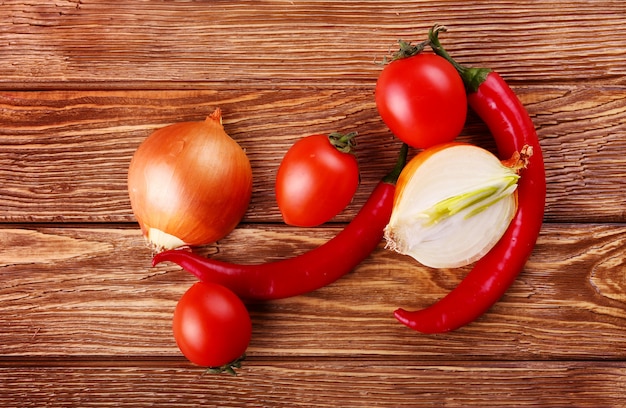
[1,1,625,88]
[1,86,626,223]
[1,359,625,407]
[2,223,626,360]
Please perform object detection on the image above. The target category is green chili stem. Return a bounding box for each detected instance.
[383,143,409,185]
[427,24,491,93]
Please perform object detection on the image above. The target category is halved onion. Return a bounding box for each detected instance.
[384,142,530,268]
[128,108,253,251]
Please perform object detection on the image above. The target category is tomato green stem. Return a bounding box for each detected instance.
[328,131,357,154]
[205,354,245,376]
[390,39,429,61]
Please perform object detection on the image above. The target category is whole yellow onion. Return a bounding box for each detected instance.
[128,108,252,251]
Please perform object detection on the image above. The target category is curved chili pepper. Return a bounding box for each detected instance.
[153,144,408,301]
[393,26,546,333]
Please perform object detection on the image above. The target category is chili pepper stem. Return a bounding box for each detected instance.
[382,143,409,185]
[427,25,491,93]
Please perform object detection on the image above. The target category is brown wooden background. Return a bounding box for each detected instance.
[2,1,626,406]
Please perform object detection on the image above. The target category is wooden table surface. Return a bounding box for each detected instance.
[2,1,626,406]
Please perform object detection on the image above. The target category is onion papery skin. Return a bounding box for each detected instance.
[384,142,519,268]
[128,109,253,251]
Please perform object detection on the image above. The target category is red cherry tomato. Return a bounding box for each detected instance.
[375,52,467,149]
[275,133,359,227]
[173,281,251,368]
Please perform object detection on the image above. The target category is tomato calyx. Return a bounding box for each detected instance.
[328,131,357,154]
[205,354,246,376]
[427,24,491,93]
[390,39,428,61]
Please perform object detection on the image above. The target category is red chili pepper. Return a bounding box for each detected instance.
[393,26,547,333]
[153,144,408,301]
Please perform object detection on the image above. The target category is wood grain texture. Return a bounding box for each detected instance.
[2,85,626,223]
[2,360,625,407]
[2,0,626,406]
[1,0,625,88]
[1,224,626,360]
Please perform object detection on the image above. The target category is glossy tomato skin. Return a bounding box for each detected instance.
[276,134,359,227]
[173,282,251,367]
[375,53,467,149]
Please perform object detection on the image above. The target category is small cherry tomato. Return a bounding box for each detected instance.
[275,132,359,227]
[375,52,467,149]
[173,281,251,368]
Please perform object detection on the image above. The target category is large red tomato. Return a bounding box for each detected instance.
[173,282,251,368]
[275,133,359,227]
[375,52,467,149]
